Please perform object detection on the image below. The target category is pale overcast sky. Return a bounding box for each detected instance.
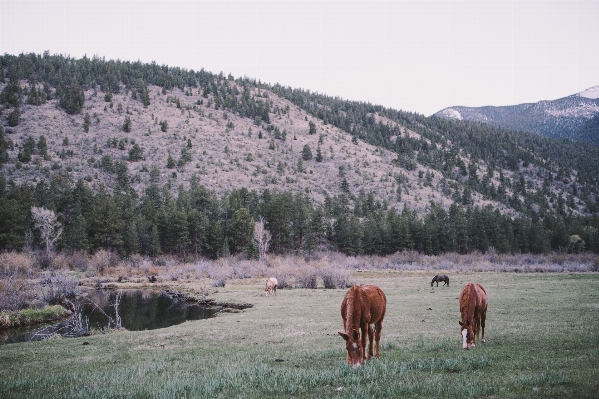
[1,0,598,115]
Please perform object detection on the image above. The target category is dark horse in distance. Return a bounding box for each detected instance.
[431,274,449,287]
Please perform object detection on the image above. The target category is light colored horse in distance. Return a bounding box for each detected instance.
[338,285,387,368]
[265,277,278,296]
[459,282,488,349]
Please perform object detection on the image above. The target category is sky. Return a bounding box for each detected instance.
[1,0,598,116]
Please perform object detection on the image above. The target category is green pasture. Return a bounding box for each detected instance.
[1,271,598,398]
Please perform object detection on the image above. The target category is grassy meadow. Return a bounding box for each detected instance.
[1,270,598,398]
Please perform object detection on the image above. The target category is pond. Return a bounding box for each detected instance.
[1,290,221,345]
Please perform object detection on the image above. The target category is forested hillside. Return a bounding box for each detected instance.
[1,52,598,257]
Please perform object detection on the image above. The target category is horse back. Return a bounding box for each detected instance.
[460,283,487,315]
[473,283,488,310]
[360,285,387,323]
[341,285,386,330]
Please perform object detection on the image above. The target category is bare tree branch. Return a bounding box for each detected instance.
[31,207,63,255]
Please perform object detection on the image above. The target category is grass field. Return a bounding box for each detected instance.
[1,271,598,398]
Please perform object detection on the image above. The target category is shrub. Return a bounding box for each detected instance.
[295,267,318,289]
[0,252,35,276]
[0,270,36,311]
[35,251,54,270]
[64,251,89,271]
[89,250,119,276]
[37,272,78,306]
[320,267,352,289]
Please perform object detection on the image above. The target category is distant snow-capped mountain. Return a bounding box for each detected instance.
[434,86,599,145]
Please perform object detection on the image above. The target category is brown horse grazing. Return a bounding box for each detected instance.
[338,285,387,368]
[458,282,488,350]
[431,274,449,287]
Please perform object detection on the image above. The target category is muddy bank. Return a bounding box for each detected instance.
[162,288,254,311]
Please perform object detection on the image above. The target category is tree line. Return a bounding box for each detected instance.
[0,173,597,258]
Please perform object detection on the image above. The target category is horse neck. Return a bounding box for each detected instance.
[345,289,362,334]
[461,284,477,323]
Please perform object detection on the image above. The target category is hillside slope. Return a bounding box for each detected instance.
[1,53,598,220]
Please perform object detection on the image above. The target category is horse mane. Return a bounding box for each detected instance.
[461,283,475,324]
[345,286,360,334]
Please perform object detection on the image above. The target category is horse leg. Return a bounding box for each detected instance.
[360,325,368,362]
[374,320,383,358]
[481,308,487,343]
[367,324,374,359]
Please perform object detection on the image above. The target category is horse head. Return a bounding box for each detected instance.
[338,329,362,368]
[459,321,475,349]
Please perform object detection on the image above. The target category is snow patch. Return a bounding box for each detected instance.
[439,108,462,120]
[546,103,599,118]
[577,85,599,99]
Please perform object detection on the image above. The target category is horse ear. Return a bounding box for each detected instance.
[352,329,359,341]
[338,332,349,341]
[459,321,464,327]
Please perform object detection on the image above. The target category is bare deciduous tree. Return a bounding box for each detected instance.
[253,218,271,263]
[31,206,63,255]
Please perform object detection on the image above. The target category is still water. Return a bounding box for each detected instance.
[1,290,220,345]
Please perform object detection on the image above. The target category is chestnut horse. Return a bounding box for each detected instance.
[431,274,449,287]
[338,285,387,368]
[458,282,488,349]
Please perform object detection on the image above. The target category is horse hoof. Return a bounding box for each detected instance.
[482,338,486,343]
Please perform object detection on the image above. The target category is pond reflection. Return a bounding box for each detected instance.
[1,290,220,345]
[82,290,220,331]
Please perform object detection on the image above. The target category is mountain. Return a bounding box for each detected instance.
[434,86,599,145]
[1,53,598,257]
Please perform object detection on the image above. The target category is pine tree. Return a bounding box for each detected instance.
[83,112,91,133]
[0,126,9,164]
[123,116,132,132]
[228,207,254,254]
[316,146,323,162]
[63,214,89,252]
[340,178,350,194]
[205,220,224,259]
[88,190,124,252]
[7,108,20,127]
[166,153,176,169]
[37,135,48,159]
[160,120,168,132]
[128,144,143,161]
[140,85,150,107]
[302,144,313,161]
[59,79,85,114]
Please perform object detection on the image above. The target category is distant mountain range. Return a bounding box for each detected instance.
[434,86,599,145]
